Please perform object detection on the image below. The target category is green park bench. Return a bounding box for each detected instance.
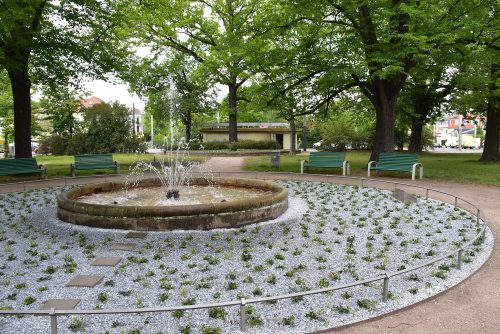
[367,152,423,180]
[71,154,120,177]
[0,158,48,179]
[301,151,350,176]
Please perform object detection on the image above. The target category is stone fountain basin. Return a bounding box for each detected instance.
[57,178,288,230]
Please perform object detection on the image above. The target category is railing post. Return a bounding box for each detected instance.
[361,178,364,187]
[425,188,429,199]
[240,298,247,332]
[454,197,458,207]
[457,249,463,270]
[49,307,57,334]
[382,274,390,302]
[477,209,480,225]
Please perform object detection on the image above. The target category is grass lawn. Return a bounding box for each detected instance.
[244,151,500,186]
[0,153,206,182]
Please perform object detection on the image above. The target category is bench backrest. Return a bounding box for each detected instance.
[75,154,114,168]
[309,151,346,165]
[0,158,40,175]
[377,153,419,169]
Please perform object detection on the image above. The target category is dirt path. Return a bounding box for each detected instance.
[203,156,246,172]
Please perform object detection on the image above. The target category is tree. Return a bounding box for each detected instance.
[132,0,286,142]
[128,53,216,143]
[82,101,135,153]
[0,0,128,157]
[39,88,81,138]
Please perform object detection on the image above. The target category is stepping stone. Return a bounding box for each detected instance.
[66,275,104,287]
[91,256,122,267]
[41,299,80,310]
[394,188,417,205]
[110,243,136,251]
[125,231,148,239]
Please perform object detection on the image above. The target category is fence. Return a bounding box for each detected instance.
[0,171,491,333]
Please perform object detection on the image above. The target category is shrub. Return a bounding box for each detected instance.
[196,139,281,151]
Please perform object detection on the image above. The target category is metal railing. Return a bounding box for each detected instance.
[0,171,492,333]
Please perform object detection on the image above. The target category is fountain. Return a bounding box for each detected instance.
[57,81,288,230]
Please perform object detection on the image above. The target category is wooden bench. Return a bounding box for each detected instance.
[71,154,120,177]
[0,158,47,179]
[301,152,350,176]
[367,153,423,180]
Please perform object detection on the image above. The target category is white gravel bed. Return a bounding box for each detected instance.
[0,181,493,334]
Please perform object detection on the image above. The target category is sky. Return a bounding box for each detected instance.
[83,79,145,110]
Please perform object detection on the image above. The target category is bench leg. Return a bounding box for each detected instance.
[300,161,305,174]
[412,166,416,181]
[115,162,120,174]
[70,164,75,177]
[420,166,423,179]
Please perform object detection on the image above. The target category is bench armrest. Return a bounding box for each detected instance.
[114,161,120,174]
[412,162,423,180]
[300,160,308,174]
[367,160,377,177]
[342,160,350,176]
[39,165,48,179]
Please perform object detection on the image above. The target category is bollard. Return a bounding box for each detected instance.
[457,249,463,270]
[240,298,247,332]
[477,209,480,225]
[454,197,458,207]
[425,188,429,199]
[49,307,57,334]
[382,275,390,302]
[361,179,364,188]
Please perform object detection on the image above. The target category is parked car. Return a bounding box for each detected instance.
[313,140,323,149]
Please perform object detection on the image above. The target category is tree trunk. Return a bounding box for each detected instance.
[228,82,238,142]
[480,63,500,162]
[289,117,296,155]
[369,81,397,161]
[8,66,32,158]
[184,110,192,143]
[408,121,424,153]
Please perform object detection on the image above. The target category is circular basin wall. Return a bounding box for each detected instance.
[57,178,288,230]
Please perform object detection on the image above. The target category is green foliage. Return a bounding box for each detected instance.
[39,101,147,155]
[192,140,281,151]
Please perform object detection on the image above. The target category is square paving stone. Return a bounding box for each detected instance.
[125,231,148,239]
[41,299,80,310]
[110,243,137,251]
[66,275,104,287]
[91,256,122,267]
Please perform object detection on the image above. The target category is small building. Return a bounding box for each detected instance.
[200,123,296,150]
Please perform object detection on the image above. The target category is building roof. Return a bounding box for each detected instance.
[203,122,289,129]
[81,96,105,108]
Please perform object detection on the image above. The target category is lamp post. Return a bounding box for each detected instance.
[458,115,463,151]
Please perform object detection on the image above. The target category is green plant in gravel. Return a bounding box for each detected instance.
[357,299,377,311]
[23,296,36,305]
[282,315,295,326]
[68,317,87,332]
[201,325,221,334]
[63,254,77,273]
[208,307,227,319]
[173,298,196,318]
[433,271,447,279]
